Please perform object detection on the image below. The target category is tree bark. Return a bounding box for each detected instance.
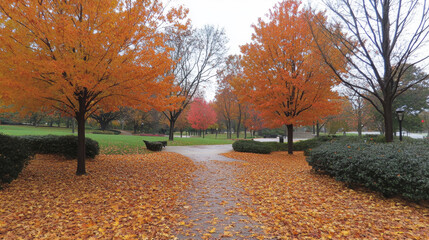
[384,101,394,142]
[357,112,363,137]
[316,121,320,137]
[76,90,87,176]
[287,124,293,155]
[168,118,175,141]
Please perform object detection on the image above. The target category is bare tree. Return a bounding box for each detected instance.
[311,0,429,142]
[163,25,228,141]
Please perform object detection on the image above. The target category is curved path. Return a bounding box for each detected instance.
[165,145,263,239]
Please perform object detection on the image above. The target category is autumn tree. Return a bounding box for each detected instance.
[163,25,227,141]
[237,0,344,154]
[244,108,264,138]
[91,111,121,131]
[0,1,186,175]
[187,98,217,138]
[311,0,429,142]
[215,55,245,139]
[174,106,190,138]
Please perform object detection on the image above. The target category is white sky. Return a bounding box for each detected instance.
[171,0,323,55]
[172,0,282,55]
[169,0,324,100]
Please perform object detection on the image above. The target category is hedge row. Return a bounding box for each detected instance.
[0,135,33,186]
[234,135,391,155]
[20,135,99,159]
[232,140,272,154]
[307,141,429,201]
[1,134,100,187]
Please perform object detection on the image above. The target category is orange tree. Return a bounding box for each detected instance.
[237,0,346,154]
[0,0,186,175]
[215,55,244,139]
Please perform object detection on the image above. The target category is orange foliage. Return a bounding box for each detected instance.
[215,55,243,138]
[0,0,187,174]
[223,152,429,239]
[237,0,345,128]
[0,0,186,116]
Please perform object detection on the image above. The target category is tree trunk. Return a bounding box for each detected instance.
[76,92,87,175]
[168,119,175,141]
[244,127,247,139]
[57,115,61,127]
[203,129,205,138]
[287,124,293,155]
[312,122,315,134]
[316,121,320,137]
[357,112,362,137]
[100,121,108,131]
[133,123,138,134]
[384,102,394,142]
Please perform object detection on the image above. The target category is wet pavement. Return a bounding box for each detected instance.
[165,145,263,239]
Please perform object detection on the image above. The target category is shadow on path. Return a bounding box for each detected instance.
[165,145,263,239]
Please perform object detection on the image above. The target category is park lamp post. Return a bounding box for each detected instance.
[396,108,405,141]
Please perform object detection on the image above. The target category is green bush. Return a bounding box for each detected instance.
[232,140,272,154]
[261,142,288,151]
[0,134,33,187]
[307,141,429,201]
[20,135,99,159]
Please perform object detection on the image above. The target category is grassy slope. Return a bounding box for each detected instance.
[0,125,234,154]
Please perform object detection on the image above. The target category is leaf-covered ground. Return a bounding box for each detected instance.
[0,153,196,239]
[222,151,429,239]
[2,150,428,239]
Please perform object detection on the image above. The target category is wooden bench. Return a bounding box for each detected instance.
[143,140,167,152]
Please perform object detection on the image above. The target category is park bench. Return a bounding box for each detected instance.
[143,140,167,152]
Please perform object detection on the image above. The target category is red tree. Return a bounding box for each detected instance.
[187,98,217,138]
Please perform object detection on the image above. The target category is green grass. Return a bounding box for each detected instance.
[0,125,234,155]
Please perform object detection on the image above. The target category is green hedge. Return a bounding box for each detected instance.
[20,135,99,159]
[233,140,272,154]
[0,135,33,187]
[307,141,429,201]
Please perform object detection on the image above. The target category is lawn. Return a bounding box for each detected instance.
[0,125,235,154]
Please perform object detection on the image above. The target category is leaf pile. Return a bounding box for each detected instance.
[0,153,196,239]
[223,151,429,239]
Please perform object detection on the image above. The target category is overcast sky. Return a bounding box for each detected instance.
[172,0,282,54]
[169,0,324,99]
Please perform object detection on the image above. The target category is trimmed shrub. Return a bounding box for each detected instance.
[294,135,340,155]
[307,141,429,201]
[232,140,272,154]
[261,142,288,152]
[0,134,33,186]
[143,140,164,152]
[20,135,99,159]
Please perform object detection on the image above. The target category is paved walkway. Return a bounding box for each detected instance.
[165,145,263,239]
